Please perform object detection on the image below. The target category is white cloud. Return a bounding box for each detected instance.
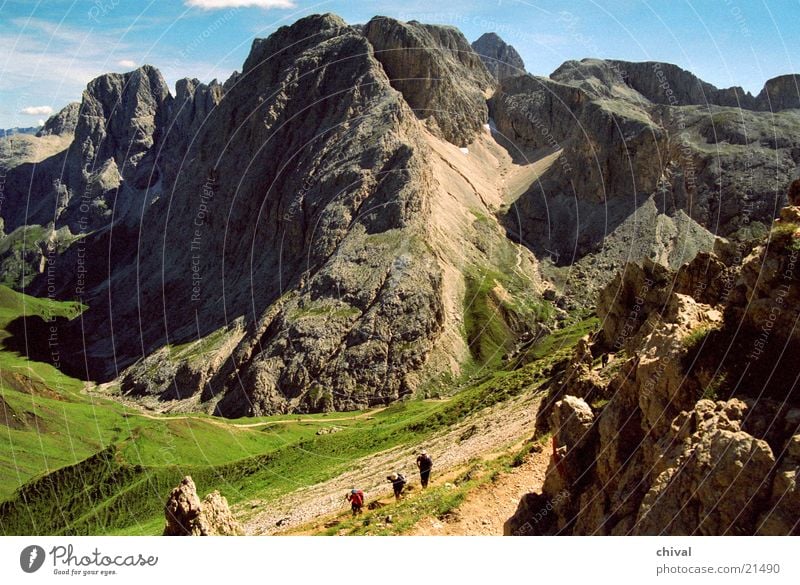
[19,105,53,116]
[117,59,138,69]
[37,119,45,126]
[184,0,296,9]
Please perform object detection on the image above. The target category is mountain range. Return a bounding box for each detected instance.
[1,14,798,419]
[0,12,798,537]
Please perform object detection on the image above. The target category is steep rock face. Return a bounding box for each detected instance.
[552,59,755,107]
[551,59,800,112]
[596,258,673,348]
[506,207,800,535]
[364,17,495,146]
[611,60,757,108]
[70,15,446,413]
[37,102,80,137]
[491,74,674,267]
[1,66,172,233]
[493,59,799,276]
[492,74,666,202]
[471,33,525,81]
[552,59,799,113]
[74,65,171,169]
[756,74,800,111]
[163,476,242,536]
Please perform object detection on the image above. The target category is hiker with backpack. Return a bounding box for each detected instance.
[387,472,406,500]
[416,451,433,489]
[346,488,365,516]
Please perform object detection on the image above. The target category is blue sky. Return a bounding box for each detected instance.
[1,0,799,128]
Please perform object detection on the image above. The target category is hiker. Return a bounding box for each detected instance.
[346,488,365,516]
[387,472,406,500]
[416,451,433,489]
[601,353,609,367]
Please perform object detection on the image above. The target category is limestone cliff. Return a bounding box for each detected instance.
[492,59,799,304]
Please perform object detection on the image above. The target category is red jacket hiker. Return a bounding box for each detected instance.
[346,489,364,515]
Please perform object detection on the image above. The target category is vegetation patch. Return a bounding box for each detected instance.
[464,268,514,366]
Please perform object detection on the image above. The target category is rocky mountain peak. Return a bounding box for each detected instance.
[363,16,495,145]
[75,64,171,172]
[242,13,349,76]
[757,74,800,111]
[471,32,526,81]
[36,102,80,137]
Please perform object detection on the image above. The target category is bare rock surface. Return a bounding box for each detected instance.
[471,33,525,81]
[164,476,242,536]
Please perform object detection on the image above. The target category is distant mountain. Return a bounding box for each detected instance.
[471,32,526,81]
[1,126,41,137]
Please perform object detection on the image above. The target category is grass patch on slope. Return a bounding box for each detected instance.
[523,316,599,362]
[464,268,514,366]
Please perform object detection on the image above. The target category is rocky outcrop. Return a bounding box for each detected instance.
[471,33,525,81]
[636,398,777,534]
[364,17,495,145]
[756,74,800,111]
[507,209,800,534]
[163,476,242,536]
[37,102,80,137]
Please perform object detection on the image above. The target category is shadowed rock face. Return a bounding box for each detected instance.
[2,66,173,233]
[757,74,800,111]
[492,58,798,273]
[471,32,526,82]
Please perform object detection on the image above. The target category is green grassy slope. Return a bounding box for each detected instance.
[0,281,594,535]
